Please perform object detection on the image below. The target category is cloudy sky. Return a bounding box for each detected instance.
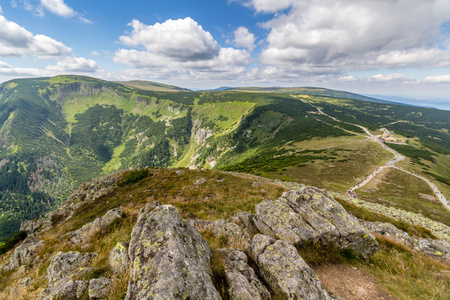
[1,0,450,105]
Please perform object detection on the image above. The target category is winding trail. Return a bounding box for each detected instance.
[298,97,450,211]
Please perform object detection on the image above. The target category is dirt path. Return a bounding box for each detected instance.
[313,264,396,300]
[298,97,449,211]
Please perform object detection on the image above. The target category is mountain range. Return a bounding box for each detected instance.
[0,75,449,241]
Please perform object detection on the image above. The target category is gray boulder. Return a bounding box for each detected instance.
[46,251,98,285]
[109,242,129,274]
[4,235,43,271]
[89,277,112,299]
[219,248,271,300]
[125,205,220,300]
[66,208,124,245]
[255,188,379,257]
[252,234,331,300]
[40,280,89,300]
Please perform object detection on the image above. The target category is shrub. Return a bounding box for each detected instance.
[118,169,149,187]
[0,230,27,255]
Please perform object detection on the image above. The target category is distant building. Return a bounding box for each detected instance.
[380,128,398,142]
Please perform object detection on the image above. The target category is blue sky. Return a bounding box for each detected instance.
[1,0,450,105]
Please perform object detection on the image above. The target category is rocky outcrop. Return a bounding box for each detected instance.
[364,221,450,261]
[252,234,331,300]
[109,242,129,274]
[38,251,98,299]
[66,208,124,245]
[219,248,271,300]
[89,277,112,299]
[255,188,379,257]
[2,235,43,271]
[125,205,220,300]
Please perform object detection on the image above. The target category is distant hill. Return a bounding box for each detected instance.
[230,86,415,106]
[116,80,190,92]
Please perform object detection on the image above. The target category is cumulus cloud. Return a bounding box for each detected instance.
[44,57,98,73]
[119,18,218,62]
[0,5,3,14]
[113,17,251,83]
[233,27,256,51]
[40,0,74,17]
[0,15,71,57]
[0,57,98,80]
[90,51,100,57]
[241,0,450,73]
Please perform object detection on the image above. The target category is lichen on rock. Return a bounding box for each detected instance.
[125,204,220,300]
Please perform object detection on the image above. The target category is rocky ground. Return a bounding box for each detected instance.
[0,168,449,299]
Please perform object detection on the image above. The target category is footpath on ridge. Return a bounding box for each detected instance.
[298,97,449,211]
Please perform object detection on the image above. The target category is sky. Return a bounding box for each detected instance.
[1,0,450,106]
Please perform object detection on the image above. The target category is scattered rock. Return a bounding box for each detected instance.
[126,205,220,299]
[194,178,207,185]
[66,208,124,245]
[219,248,272,300]
[175,170,184,175]
[109,242,129,274]
[252,234,331,300]
[89,277,112,299]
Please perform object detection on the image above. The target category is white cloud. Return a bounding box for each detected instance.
[369,73,406,82]
[231,0,295,13]
[90,51,100,57]
[0,5,3,14]
[423,75,450,83]
[119,18,218,62]
[233,27,256,51]
[113,17,251,84]
[39,0,74,17]
[0,15,71,57]
[44,57,98,73]
[0,57,98,80]
[249,0,450,73]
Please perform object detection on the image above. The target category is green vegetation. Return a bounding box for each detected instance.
[0,231,27,255]
[387,143,436,164]
[1,75,449,242]
[117,169,149,186]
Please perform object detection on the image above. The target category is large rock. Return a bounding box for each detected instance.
[38,251,98,300]
[252,234,331,300]
[67,208,124,245]
[219,248,271,300]
[125,205,220,300]
[40,280,89,300]
[255,188,379,257]
[3,235,43,271]
[89,277,112,299]
[46,251,98,286]
[109,242,129,274]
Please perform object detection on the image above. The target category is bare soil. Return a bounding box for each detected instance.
[312,264,396,300]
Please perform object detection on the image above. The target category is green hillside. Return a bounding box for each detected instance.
[0,75,448,241]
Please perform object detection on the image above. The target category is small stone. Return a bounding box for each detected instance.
[109,242,129,274]
[194,178,207,185]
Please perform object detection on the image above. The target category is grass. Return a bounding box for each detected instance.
[363,235,450,300]
[356,168,449,226]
